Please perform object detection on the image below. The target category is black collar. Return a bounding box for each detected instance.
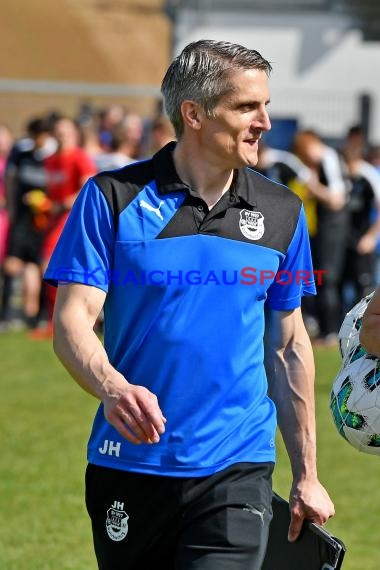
[153,141,257,208]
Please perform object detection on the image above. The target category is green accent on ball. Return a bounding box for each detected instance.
[331,377,365,436]
[349,344,366,364]
[354,317,362,331]
[368,434,380,447]
[331,397,348,439]
[364,362,380,391]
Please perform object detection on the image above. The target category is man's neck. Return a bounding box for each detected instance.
[173,141,234,209]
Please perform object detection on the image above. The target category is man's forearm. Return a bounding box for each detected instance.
[266,335,318,481]
[53,308,127,402]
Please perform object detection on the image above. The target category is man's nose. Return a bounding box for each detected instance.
[251,108,271,133]
[260,108,271,132]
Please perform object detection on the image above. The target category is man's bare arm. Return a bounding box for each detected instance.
[264,307,335,541]
[53,283,166,445]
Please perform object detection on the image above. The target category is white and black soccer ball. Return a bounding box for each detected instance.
[338,292,374,364]
[331,290,380,455]
[330,353,380,454]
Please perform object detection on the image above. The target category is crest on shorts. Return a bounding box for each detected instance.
[239,209,265,240]
[106,500,129,541]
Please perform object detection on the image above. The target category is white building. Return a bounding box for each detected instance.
[166,0,380,143]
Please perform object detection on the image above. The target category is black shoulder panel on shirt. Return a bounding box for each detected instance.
[93,159,154,230]
[245,168,303,253]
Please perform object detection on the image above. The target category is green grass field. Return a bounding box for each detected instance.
[1,332,379,569]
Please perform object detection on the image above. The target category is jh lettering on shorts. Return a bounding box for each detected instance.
[99,440,121,457]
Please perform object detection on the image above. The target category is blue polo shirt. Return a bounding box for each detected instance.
[45,142,316,477]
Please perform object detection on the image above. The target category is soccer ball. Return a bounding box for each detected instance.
[338,292,374,364]
[330,290,380,455]
[330,354,380,454]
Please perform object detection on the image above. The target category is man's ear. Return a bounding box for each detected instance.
[180,101,203,131]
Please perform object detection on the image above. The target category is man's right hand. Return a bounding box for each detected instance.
[103,383,167,445]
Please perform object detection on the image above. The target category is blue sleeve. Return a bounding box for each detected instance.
[44,178,114,292]
[266,206,316,311]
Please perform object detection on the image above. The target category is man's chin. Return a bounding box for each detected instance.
[229,152,258,169]
[244,153,258,167]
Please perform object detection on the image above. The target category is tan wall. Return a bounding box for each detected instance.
[0,0,171,134]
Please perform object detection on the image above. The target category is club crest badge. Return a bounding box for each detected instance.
[239,209,265,240]
[106,501,129,541]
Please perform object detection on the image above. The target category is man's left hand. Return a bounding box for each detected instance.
[288,479,335,542]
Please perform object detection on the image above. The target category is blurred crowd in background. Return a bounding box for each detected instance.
[0,102,175,339]
[0,101,380,346]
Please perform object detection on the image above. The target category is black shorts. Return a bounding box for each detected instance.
[6,218,43,264]
[85,462,274,570]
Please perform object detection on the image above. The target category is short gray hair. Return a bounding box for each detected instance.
[161,39,272,139]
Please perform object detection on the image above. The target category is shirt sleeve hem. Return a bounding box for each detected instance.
[43,272,109,293]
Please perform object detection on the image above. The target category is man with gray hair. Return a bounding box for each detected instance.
[45,40,334,569]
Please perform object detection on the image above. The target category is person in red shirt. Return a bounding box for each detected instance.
[43,117,96,261]
[32,117,96,337]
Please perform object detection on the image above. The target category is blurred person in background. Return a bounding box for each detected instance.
[255,141,320,337]
[340,128,380,306]
[119,112,145,160]
[0,124,13,263]
[78,117,104,163]
[0,124,13,327]
[367,144,380,283]
[1,118,55,330]
[98,104,127,150]
[32,117,96,338]
[293,130,349,346]
[143,114,176,157]
[45,109,64,132]
[94,122,136,172]
[43,117,97,264]
[368,145,380,174]
[255,141,318,237]
[342,124,368,162]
